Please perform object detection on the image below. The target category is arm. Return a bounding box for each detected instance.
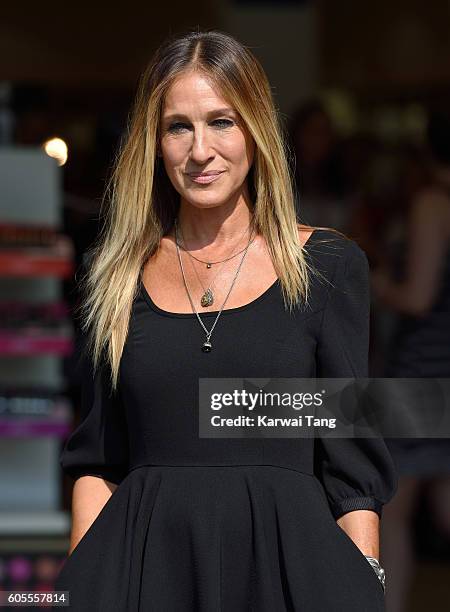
[314,240,398,557]
[69,476,117,555]
[60,331,129,556]
[336,509,379,558]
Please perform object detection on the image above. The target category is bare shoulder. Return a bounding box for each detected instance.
[142,233,178,282]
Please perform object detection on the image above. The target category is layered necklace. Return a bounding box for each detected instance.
[176,217,256,307]
[174,216,256,352]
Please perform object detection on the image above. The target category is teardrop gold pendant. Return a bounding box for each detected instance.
[200,288,214,307]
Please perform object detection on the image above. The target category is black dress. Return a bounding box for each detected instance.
[54,229,397,611]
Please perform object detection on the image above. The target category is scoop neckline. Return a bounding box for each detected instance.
[139,228,323,319]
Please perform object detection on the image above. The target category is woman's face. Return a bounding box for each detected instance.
[159,71,255,210]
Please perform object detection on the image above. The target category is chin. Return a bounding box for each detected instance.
[184,198,228,210]
[182,190,233,209]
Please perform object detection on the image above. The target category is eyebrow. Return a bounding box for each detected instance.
[162,107,237,123]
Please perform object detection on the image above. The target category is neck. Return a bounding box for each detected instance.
[175,191,255,250]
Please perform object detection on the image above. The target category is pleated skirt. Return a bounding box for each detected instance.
[54,465,385,611]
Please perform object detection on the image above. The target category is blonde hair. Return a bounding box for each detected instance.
[76,29,342,389]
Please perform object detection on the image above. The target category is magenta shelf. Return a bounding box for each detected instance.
[0,334,73,356]
[0,251,74,278]
[0,418,71,437]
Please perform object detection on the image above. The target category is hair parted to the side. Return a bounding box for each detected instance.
[76,28,344,390]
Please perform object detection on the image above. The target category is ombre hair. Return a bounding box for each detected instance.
[77,29,341,389]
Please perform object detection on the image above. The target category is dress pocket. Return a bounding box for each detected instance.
[335,523,385,596]
[309,475,385,597]
[64,479,120,563]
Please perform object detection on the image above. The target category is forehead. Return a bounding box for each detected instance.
[162,71,232,115]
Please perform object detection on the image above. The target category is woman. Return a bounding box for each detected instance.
[54,30,397,611]
[289,98,350,232]
[372,111,450,612]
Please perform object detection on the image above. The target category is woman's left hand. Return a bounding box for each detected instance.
[336,509,380,559]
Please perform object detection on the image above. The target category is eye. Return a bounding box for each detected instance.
[211,118,235,129]
[166,118,235,134]
[167,122,190,134]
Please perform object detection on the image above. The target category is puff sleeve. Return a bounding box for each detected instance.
[59,332,130,485]
[314,239,398,520]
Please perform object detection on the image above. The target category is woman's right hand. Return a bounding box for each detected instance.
[69,475,117,555]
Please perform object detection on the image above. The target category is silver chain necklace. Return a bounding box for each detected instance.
[174,217,254,352]
[177,219,255,267]
[176,218,255,307]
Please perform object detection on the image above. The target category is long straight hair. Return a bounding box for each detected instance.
[77,29,342,389]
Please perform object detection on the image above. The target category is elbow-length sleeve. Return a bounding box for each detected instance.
[59,332,129,485]
[313,239,398,520]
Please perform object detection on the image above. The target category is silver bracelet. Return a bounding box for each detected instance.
[364,556,386,593]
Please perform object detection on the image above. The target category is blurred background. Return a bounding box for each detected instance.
[0,1,449,610]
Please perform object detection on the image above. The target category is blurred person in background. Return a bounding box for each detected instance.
[289,99,352,232]
[349,142,430,375]
[372,111,450,612]
[350,142,429,269]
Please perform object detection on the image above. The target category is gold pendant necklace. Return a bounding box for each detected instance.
[174,217,253,352]
[176,217,255,308]
[200,288,214,307]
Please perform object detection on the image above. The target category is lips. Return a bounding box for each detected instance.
[188,171,224,184]
[188,171,224,177]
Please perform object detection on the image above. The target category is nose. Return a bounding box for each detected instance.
[190,125,214,165]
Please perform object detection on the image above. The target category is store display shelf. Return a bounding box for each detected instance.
[0,417,71,437]
[0,251,74,277]
[0,511,71,536]
[1,151,76,550]
[0,334,73,355]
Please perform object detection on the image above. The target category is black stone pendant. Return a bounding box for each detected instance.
[206,263,212,269]
[200,288,214,307]
[202,340,212,352]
